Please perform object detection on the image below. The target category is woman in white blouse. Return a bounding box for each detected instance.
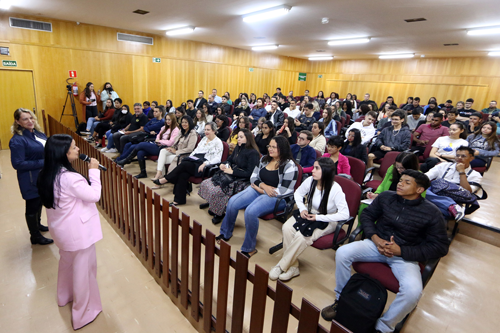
[269,158,349,281]
[153,122,223,206]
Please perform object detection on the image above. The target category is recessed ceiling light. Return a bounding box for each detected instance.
[379,53,415,59]
[166,26,195,36]
[328,37,371,46]
[252,44,279,51]
[489,52,500,56]
[467,26,500,35]
[421,55,425,58]
[309,56,334,61]
[322,17,329,24]
[242,5,292,23]
[133,9,149,15]
[404,18,427,23]
[0,0,14,10]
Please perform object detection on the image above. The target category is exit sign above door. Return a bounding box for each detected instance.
[2,60,17,67]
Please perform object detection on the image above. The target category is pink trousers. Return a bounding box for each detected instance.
[58,244,102,330]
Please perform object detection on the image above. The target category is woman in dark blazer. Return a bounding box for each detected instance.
[9,108,53,245]
[340,128,368,164]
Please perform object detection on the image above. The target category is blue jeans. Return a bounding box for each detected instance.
[117,142,137,160]
[219,186,286,252]
[425,189,455,218]
[105,130,114,149]
[136,142,161,161]
[335,239,423,333]
[86,118,100,132]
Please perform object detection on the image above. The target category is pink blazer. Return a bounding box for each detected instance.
[45,169,103,251]
[302,152,351,175]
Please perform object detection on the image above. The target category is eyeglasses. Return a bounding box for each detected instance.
[267,145,278,150]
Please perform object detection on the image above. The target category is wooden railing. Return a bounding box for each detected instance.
[47,114,350,333]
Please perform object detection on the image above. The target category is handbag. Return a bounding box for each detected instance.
[292,209,328,237]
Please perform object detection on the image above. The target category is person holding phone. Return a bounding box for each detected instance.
[79,82,101,121]
[37,134,103,330]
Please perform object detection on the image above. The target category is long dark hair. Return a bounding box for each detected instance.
[37,135,86,209]
[281,117,295,137]
[473,121,500,149]
[342,100,353,116]
[391,152,420,184]
[450,122,468,139]
[347,128,362,147]
[262,136,293,168]
[103,82,113,91]
[84,82,94,99]
[179,115,195,137]
[232,116,250,138]
[118,105,130,121]
[263,120,276,138]
[307,157,336,215]
[239,128,260,153]
[104,98,114,111]
[159,113,178,140]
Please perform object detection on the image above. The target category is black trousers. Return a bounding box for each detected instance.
[95,122,111,139]
[86,105,98,120]
[420,157,441,173]
[165,160,198,204]
[25,197,42,215]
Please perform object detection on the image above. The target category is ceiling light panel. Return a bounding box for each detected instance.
[328,37,371,46]
[166,26,195,36]
[243,5,292,23]
[379,53,415,59]
[0,0,14,10]
[467,26,500,35]
[252,44,279,51]
[309,56,334,61]
[489,52,500,56]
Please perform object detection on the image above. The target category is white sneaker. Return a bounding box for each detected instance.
[279,266,300,281]
[107,148,118,153]
[269,265,283,281]
[100,147,109,153]
[454,204,465,221]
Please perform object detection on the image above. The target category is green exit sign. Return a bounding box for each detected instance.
[152,57,161,63]
[298,72,307,81]
[2,60,17,67]
[249,68,254,72]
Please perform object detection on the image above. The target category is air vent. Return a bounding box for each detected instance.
[133,9,149,15]
[443,43,459,46]
[404,18,427,23]
[9,17,52,32]
[117,33,154,45]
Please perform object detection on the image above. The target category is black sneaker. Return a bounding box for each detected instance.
[95,143,103,148]
[321,300,338,321]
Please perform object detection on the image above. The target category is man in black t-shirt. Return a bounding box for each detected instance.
[186,100,198,119]
[112,103,149,153]
[358,93,378,109]
[457,98,477,121]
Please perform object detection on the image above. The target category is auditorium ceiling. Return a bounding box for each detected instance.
[6,0,500,59]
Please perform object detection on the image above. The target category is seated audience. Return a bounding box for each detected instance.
[441,108,462,128]
[278,96,290,110]
[439,100,454,112]
[376,106,397,133]
[303,136,350,176]
[185,99,197,119]
[255,121,276,155]
[206,95,218,114]
[402,96,413,109]
[326,92,339,106]
[266,101,285,128]
[315,91,326,107]
[320,107,335,136]
[220,96,232,114]
[423,97,439,113]
[412,112,449,155]
[142,101,152,118]
[368,110,411,168]
[111,103,149,153]
[321,170,449,333]
[269,158,349,281]
[152,116,197,182]
[481,100,500,114]
[224,92,232,105]
[403,97,423,114]
[216,136,299,258]
[420,122,468,172]
[234,97,250,116]
[152,122,224,205]
[457,98,477,121]
[249,98,267,127]
[194,109,207,137]
[492,111,500,135]
[101,104,133,153]
[309,121,327,153]
[466,121,500,167]
[465,112,483,133]
[341,100,353,117]
[87,98,116,145]
[194,90,207,109]
[425,146,482,219]
[332,104,346,122]
[215,115,231,142]
[295,103,316,131]
[252,116,266,136]
[377,103,391,121]
[283,99,301,119]
[94,98,122,148]
[406,108,426,131]
[276,117,297,145]
[201,103,214,123]
[175,108,186,123]
[199,129,261,224]
[291,131,316,170]
[340,128,368,164]
[379,96,398,110]
[346,111,377,145]
[228,116,250,152]
[358,93,377,109]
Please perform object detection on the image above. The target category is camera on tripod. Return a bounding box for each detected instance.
[60,78,80,129]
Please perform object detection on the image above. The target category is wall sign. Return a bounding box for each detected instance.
[2,60,17,67]
[249,68,254,72]
[298,72,307,81]
[69,70,77,78]
[153,57,161,63]
[0,47,9,56]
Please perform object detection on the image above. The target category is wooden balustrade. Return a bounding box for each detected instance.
[46,114,351,333]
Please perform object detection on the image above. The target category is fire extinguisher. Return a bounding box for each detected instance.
[72,82,79,96]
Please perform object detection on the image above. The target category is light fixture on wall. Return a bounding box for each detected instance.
[242,5,292,23]
[252,44,279,51]
[166,26,195,36]
[489,51,500,56]
[308,56,334,61]
[379,53,415,59]
[0,0,13,10]
[328,37,370,46]
[467,26,500,36]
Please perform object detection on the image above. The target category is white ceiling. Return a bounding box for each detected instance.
[7,0,500,59]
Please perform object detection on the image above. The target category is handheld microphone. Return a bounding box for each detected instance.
[79,154,107,171]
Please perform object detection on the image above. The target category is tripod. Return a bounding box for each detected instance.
[60,78,80,129]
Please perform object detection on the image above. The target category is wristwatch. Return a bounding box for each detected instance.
[459,172,465,175]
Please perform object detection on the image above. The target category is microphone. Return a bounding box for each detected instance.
[79,154,107,171]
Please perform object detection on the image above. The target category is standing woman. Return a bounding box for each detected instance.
[269,158,349,281]
[99,82,119,110]
[10,108,53,245]
[79,82,101,121]
[37,135,103,330]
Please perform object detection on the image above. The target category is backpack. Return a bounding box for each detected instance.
[76,122,87,135]
[335,273,388,333]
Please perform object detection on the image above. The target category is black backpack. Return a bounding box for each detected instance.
[335,273,388,333]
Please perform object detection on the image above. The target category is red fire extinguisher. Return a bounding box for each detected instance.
[72,82,79,96]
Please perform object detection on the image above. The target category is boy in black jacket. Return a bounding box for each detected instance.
[322,170,449,333]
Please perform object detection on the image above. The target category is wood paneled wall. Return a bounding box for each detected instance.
[1,12,500,131]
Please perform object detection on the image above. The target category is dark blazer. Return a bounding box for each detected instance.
[10,129,48,200]
[226,144,261,179]
[266,109,285,128]
[340,142,368,164]
[290,144,316,169]
[194,97,207,109]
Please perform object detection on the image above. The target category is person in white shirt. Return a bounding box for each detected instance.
[265,97,280,111]
[425,146,482,220]
[268,158,349,281]
[284,100,301,119]
[310,122,327,153]
[211,88,222,104]
[346,111,377,145]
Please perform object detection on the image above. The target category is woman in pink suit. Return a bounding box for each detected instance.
[37,134,103,330]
